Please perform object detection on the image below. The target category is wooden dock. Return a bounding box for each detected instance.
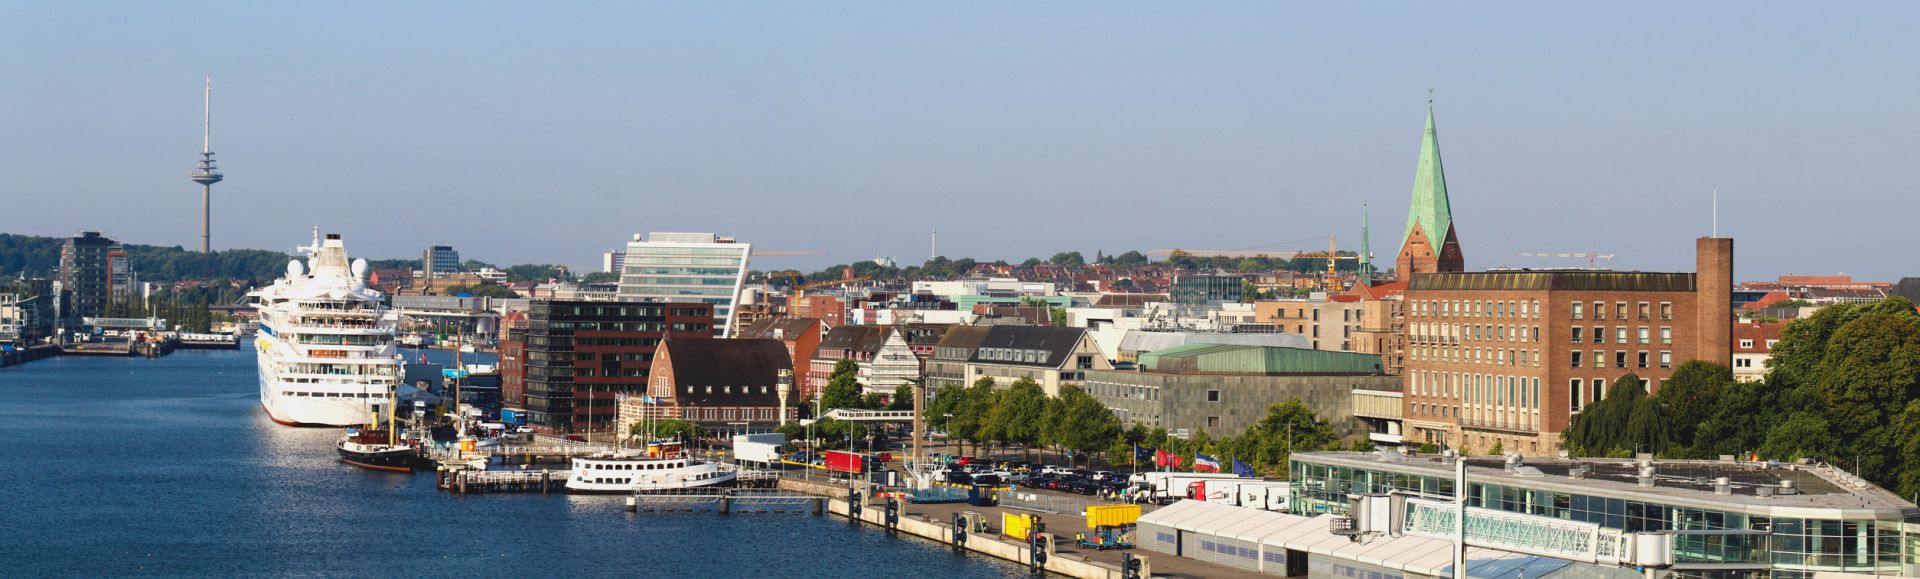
[437,468,566,494]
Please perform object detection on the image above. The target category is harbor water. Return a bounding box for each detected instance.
[0,346,1025,577]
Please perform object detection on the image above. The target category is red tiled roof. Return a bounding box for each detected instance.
[1733,321,1784,353]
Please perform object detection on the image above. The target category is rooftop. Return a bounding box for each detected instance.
[1295,451,1918,517]
[1408,271,1696,293]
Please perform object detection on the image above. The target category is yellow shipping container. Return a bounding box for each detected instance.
[1001,512,1038,540]
[1084,504,1141,529]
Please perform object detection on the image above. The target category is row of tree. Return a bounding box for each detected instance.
[1562,297,1920,500]
[928,377,1125,468]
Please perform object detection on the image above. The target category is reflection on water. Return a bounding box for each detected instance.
[0,348,1022,577]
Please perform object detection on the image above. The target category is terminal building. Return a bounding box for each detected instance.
[1084,343,1396,439]
[1164,451,1919,578]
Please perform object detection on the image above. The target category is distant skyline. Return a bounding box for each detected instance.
[2,2,1916,281]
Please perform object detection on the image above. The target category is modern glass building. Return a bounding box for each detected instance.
[1288,452,1920,578]
[422,244,461,275]
[616,232,750,337]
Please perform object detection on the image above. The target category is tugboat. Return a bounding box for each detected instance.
[336,383,416,472]
[337,426,416,472]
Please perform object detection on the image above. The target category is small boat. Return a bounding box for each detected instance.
[338,427,416,472]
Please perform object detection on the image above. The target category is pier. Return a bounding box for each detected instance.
[437,468,565,494]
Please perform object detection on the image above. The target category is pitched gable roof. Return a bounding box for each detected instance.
[968,325,1088,368]
[819,325,894,354]
[737,317,821,341]
[656,338,792,406]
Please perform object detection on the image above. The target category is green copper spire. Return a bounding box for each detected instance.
[1402,99,1454,249]
[1358,202,1373,288]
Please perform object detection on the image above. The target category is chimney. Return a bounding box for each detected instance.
[1696,237,1733,368]
[1714,477,1732,495]
[1637,464,1657,488]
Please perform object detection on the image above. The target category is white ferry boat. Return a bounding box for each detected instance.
[252,231,402,427]
[566,441,739,493]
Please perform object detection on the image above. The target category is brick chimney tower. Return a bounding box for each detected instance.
[1695,237,1733,367]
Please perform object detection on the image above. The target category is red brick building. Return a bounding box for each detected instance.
[735,317,824,398]
[498,309,528,417]
[522,300,714,434]
[628,338,797,436]
[1399,238,1734,455]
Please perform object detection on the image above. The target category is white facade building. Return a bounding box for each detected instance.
[616,232,750,337]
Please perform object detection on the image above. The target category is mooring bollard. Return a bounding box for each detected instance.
[625,497,637,513]
[719,496,731,515]
[812,497,824,516]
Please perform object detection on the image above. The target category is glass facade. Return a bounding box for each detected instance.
[616,236,749,337]
[1289,456,1915,577]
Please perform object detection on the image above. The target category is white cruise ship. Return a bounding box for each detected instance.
[252,232,402,427]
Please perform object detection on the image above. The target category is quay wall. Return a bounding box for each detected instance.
[797,486,1129,579]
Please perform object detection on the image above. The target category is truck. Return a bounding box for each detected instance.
[732,433,786,466]
[823,450,868,475]
[1228,480,1291,512]
[1129,471,1250,503]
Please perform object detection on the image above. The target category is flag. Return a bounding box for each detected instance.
[1134,445,1154,464]
[1155,449,1183,468]
[1194,454,1221,473]
[1233,459,1255,477]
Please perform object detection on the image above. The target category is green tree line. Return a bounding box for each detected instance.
[1562,297,1920,500]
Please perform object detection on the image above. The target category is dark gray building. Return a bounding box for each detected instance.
[423,244,461,276]
[58,231,122,322]
[1083,343,1397,440]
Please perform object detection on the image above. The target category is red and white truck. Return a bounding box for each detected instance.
[823,450,869,475]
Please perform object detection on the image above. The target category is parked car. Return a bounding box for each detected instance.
[971,474,1004,486]
[1091,470,1118,481]
[945,471,974,485]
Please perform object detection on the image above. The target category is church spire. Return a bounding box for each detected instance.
[1358,201,1373,288]
[1396,97,1465,276]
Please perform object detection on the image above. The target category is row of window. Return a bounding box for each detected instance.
[1571,301,1673,321]
[1410,322,1540,343]
[1410,372,1542,409]
[1412,299,1541,320]
[681,384,777,395]
[1571,326,1672,345]
[1570,350,1672,370]
[1410,345,1541,368]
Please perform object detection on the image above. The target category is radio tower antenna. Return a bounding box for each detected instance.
[189,74,225,253]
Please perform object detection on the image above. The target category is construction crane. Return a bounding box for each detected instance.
[1305,235,1360,293]
[1517,252,1615,268]
[751,249,828,257]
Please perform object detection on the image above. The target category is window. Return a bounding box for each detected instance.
[1739,339,1753,348]
[1660,302,1673,320]
[1637,351,1649,368]
[1571,351,1583,368]
[1593,378,1607,400]
[1661,327,1673,344]
[1736,358,1751,368]
[1638,302,1651,319]
[1594,350,1604,369]
[1594,302,1605,319]
[1615,351,1628,368]
[1638,327,1650,344]
[1570,379,1584,411]
[1206,390,1220,402]
[1615,302,1628,319]
[1593,327,1605,344]
[1660,351,1672,368]
[1571,327,1584,343]
[1572,302,1583,319]
[1616,327,1628,343]
[1206,416,1221,428]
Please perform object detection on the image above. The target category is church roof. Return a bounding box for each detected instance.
[1402,102,1454,253]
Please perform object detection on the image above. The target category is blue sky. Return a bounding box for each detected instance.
[2,2,1915,281]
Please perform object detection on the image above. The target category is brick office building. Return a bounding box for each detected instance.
[498,309,529,420]
[522,299,713,434]
[1399,238,1733,455]
[735,317,824,398]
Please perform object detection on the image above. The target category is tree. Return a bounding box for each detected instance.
[1809,300,1920,484]
[1690,374,1783,458]
[1020,258,1043,267]
[859,393,886,410]
[947,378,997,456]
[1759,412,1836,462]
[1223,398,1339,477]
[1654,362,1733,453]
[1564,373,1669,456]
[819,359,864,412]
[579,271,620,284]
[1049,251,1086,267]
[928,383,963,431]
[887,384,915,411]
[631,419,703,442]
[1113,250,1149,267]
[1487,441,1505,456]
[1048,307,1068,327]
[1044,385,1122,467]
[985,378,1048,459]
[504,263,570,282]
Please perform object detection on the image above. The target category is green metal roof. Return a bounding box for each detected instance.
[1402,102,1454,252]
[1138,343,1383,375]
